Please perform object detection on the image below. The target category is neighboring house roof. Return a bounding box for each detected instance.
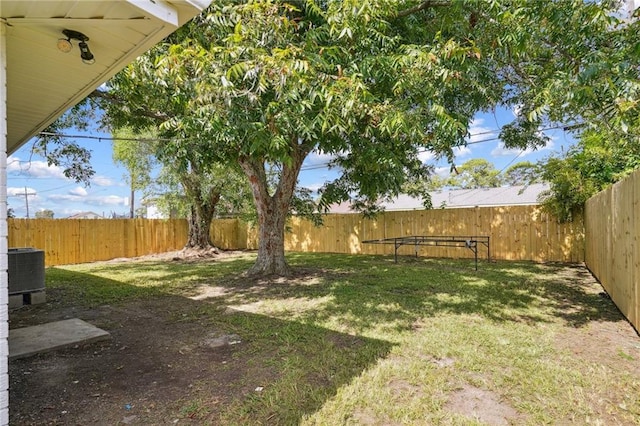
[67,211,103,219]
[328,184,550,213]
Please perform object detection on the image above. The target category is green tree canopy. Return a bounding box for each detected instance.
[448,159,502,189]
[112,128,156,218]
[503,161,541,187]
[35,209,54,219]
[94,0,637,275]
[538,128,640,221]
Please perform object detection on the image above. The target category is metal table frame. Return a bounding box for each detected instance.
[362,235,490,270]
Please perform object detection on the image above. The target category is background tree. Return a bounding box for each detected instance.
[499,2,639,215]
[503,161,541,187]
[112,128,156,219]
[35,209,54,219]
[448,159,502,189]
[98,0,634,276]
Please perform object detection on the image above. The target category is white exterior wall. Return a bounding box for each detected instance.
[146,204,165,219]
[0,22,10,426]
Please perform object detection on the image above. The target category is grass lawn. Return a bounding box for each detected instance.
[12,252,640,425]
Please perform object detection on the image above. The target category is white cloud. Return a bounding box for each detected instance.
[305,149,335,165]
[510,104,526,119]
[301,183,325,193]
[453,145,472,158]
[69,187,88,196]
[434,166,451,178]
[7,187,37,197]
[7,156,66,179]
[48,194,128,206]
[491,143,529,157]
[47,194,84,203]
[418,150,435,163]
[92,175,115,187]
[96,195,128,206]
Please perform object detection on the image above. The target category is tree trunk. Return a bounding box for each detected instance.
[239,147,306,277]
[249,196,290,275]
[185,204,215,249]
[181,171,220,250]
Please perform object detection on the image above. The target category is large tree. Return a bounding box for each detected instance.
[33,101,99,184]
[99,0,634,275]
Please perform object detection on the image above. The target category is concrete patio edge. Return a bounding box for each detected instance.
[9,318,110,361]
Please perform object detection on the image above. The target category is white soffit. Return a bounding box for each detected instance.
[1,0,212,154]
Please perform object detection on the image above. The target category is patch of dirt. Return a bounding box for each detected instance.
[9,252,385,425]
[387,378,423,399]
[351,407,402,426]
[9,297,259,425]
[445,384,519,425]
[555,320,640,375]
[106,247,245,264]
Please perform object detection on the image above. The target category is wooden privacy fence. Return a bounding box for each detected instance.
[211,205,584,263]
[585,169,640,332]
[8,219,188,266]
[8,205,583,267]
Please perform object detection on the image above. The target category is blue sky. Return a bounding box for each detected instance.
[7,107,575,219]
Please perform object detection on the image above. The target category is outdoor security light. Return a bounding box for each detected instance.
[78,41,95,65]
[56,38,72,53]
[57,29,95,65]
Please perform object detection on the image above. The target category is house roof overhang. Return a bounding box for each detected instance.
[1,0,212,154]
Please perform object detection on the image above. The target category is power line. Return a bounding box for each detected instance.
[38,122,578,173]
[300,123,573,172]
[497,150,526,176]
[38,123,576,146]
[37,131,179,143]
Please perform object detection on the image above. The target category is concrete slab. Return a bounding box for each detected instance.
[9,318,110,361]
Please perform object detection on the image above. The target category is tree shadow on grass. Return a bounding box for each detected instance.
[189,253,627,337]
[10,268,392,425]
[504,261,625,328]
[19,254,631,423]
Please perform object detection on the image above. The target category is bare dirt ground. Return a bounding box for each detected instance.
[8,252,640,425]
[9,250,261,425]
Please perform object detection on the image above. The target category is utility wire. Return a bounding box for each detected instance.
[38,123,576,146]
[496,150,526,175]
[37,131,175,143]
[301,123,571,172]
[38,122,578,173]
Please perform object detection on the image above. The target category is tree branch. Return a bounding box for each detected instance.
[89,89,172,122]
[397,1,451,18]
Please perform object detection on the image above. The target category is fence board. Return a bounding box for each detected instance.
[8,219,188,266]
[585,169,640,333]
[212,205,583,264]
[8,206,584,268]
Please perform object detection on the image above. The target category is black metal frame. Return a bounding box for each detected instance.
[362,235,490,270]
